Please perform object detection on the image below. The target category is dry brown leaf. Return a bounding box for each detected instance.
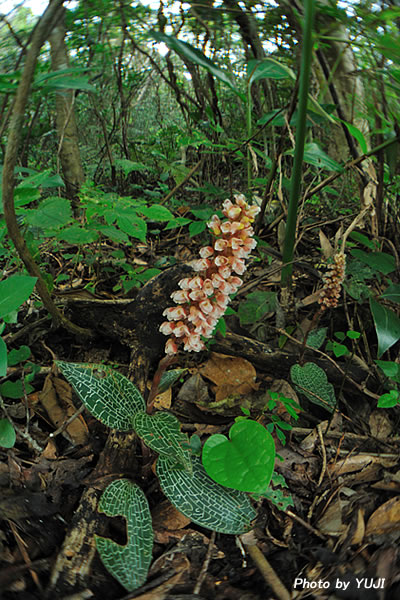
[136,555,189,599]
[153,388,172,410]
[366,497,400,539]
[319,229,334,259]
[152,500,191,532]
[369,410,393,439]
[317,498,347,536]
[199,353,258,403]
[39,374,89,445]
[328,454,397,483]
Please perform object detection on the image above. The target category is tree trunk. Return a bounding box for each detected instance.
[49,7,85,199]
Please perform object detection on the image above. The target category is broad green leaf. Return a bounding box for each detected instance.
[350,249,395,275]
[189,221,207,237]
[290,362,336,412]
[37,76,96,92]
[56,362,146,430]
[340,121,368,154]
[377,390,399,408]
[150,31,243,98]
[381,283,400,304]
[298,143,343,172]
[248,58,292,83]
[0,275,37,319]
[133,412,192,473]
[375,360,399,379]
[97,225,130,244]
[0,338,7,377]
[138,205,174,221]
[0,419,16,448]
[95,479,153,592]
[370,298,400,358]
[163,217,192,230]
[117,215,147,242]
[349,231,377,250]
[7,345,31,367]
[25,197,72,230]
[57,225,99,244]
[0,380,33,398]
[157,455,256,534]
[202,420,275,493]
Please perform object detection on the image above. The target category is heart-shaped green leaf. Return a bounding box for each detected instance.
[133,412,192,473]
[157,455,256,534]
[56,362,146,430]
[95,479,153,592]
[202,420,275,493]
[290,362,336,412]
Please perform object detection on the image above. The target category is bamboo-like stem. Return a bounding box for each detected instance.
[281,0,315,289]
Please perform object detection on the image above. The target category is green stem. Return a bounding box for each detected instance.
[247,81,252,192]
[281,0,315,289]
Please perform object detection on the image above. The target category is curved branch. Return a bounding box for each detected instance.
[2,0,93,338]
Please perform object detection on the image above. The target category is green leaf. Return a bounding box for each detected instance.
[117,215,147,242]
[238,291,276,325]
[95,479,153,592]
[133,412,192,473]
[115,159,149,175]
[0,380,33,399]
[25,197,72,230]
[0,337,7,377]
[97,225,130,244]
[56,362,146,430]
[150,31,242,98]
[0,275,37,319]
[307,327,327,350]
[370,298,400,358]
[290,362,336,412]
[341,121,368,154]
[163,217,192,230]
[157,455,256,534]
[350,249,395,275]
[248,58,293,83]
[301,143,343,172]
[189,220,207,237]
[158,368,187,394]
[377,390,399,408]
[375,360,399,379]
[0,419,16,448]
[202,420,275,493]
[349,231,377,250]
[7,346,31,367]
[138,205,174,221]
[57,225,99,244]
[37,75,96,92]
[381,283,400,304]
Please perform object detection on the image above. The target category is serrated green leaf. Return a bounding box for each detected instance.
[95,479,153,592]
[370,298,400,357]
[202,420,275,493]
[0,275,37,319]
[25,197,72,230]
[189,220,207,237]
[133,412,192,473]
[56,362,145,430]
[0,419,16,448]
[115,159,148,174]
[117,215,147,242]
[57,225,99,244]
[138,205,174,221]
[157,455,256,534]
[290,362,336,412]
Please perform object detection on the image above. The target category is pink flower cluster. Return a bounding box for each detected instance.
[160,194,260,354]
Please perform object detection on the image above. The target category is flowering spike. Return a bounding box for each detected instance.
[318,252,346,310]
[159,194,260,354]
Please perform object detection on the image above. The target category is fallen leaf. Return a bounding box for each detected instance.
[369,410,392,439]
[199,353,258,403]
[366,497,400,539]
[39,374,89,445]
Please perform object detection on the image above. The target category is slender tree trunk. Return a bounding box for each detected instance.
[49,7,85,199]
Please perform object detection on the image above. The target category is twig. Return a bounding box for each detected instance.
[193,530,216,595]
[44,404,85,444]
[8,520,43,592]
[286,510,327,541]
[316,423,327,488]
[240,532,291,600]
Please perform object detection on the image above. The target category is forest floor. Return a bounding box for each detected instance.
[1,215,400,600]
